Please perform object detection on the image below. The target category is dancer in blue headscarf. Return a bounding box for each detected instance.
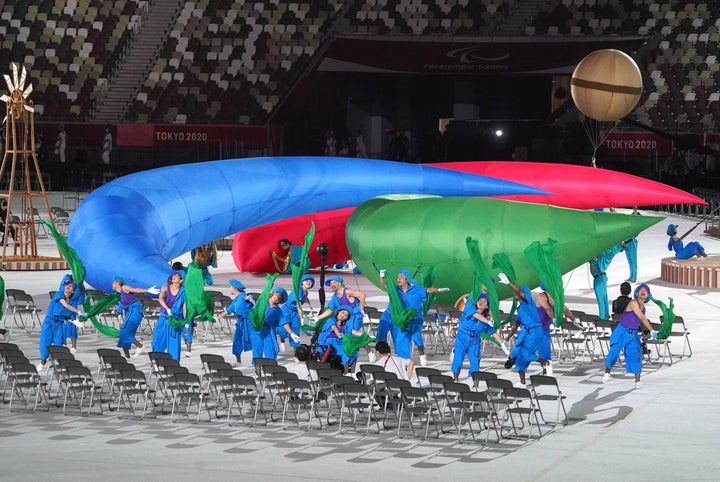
[379,269,446,366]
[498,273,550,387]
[37,275,85,371]
[451,293,508,382]
[666,223,707,259]
[278,274,313,351]
[156,270,186,360]
[111,277,160,358]
[217,278,255,365]
[603,283,657,389]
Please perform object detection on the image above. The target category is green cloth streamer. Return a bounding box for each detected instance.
[651,297,675,339]
[80,292,121,337]
[43,220,86,284]
[492,253,518,326]
[466,237,501,328]
[415,265,437,316]
[342,332,377,357]
[167,263,216,328]
[384,269,417,331]
[291,222,315,317]
[300,312,333,334]
[524,238,565,327]
[250,273,279,331]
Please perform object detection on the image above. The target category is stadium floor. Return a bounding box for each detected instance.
[1,208,718,481]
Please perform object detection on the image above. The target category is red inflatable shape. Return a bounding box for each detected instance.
[232,161,706,272]
[232,207,354,273]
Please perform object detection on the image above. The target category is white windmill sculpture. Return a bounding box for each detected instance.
[0,62,58,261]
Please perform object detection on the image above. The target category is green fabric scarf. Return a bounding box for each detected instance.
[250,273,279,331]
[524,238,565,327]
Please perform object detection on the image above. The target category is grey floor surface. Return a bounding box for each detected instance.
[1,208,719,481]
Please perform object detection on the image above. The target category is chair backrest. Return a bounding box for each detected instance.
[414,367,442,387]
[254,357,279,368]
[471,371,498,384]
[443,381,471,396]
[486,378,513,394]
[200,353,226,366]
[528,374,559,388]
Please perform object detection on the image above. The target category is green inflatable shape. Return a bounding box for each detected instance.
[346,196,664,305]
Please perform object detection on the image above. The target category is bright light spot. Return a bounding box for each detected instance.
[495,129,503,137]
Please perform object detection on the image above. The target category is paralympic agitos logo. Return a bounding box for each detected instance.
[446,46,510,64]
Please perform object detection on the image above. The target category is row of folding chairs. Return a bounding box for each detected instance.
[4,289,43,337]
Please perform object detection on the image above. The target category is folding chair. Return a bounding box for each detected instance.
[7,361,50,412]
[6,292,43,336]
[561,321,594,362]
[358,363,385,386]
[337,382,380,434]
[645,322,673,366]
[592,318,616,358]
[397,385,440,439]
[282,377,322,430]
[170,372,211,423]
[62,364,103,416]
[226,373,265,427]
[422,313,448,355]
[529,374,568,427]
[441,380,472,433]
[485,378,514,431]
[503,386,543,439]
[147,351,174,389]
[377,375,408,429]
[116,368,156,419]
[199,353,228,388]
[96,348,123,387]
[470,370,497,391]
[661,314,692,359]
[427,373,454,430]
[1,344,25,401]
[458,390,500,444]
[414,366,442,389]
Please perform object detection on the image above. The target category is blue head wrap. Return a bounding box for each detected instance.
[398,269,416,286]
[325,275,344,287]
[633,283,652,301]
[271,286,288,303]
[229,279,245,291]
[301,274,316,289]
[666,224,679,236]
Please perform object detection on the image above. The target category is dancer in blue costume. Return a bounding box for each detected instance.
[61,274,86,353]
[324,305,360,373]
[217,278,255,365]
[498,273,550,387]
[378,269,446,366]
[250,287,287,362]
[666,223,707,259]
[535,284,577,374]
[111,277,160,358]
[277,274,313,351]
[603,283,657,389]
[589,243,624,320]
[156,270,186,360]
[37,275,85,371]
[451,293,508,382]
[315,275,375,363]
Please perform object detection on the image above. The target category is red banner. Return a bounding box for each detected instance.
[116,124,267,148]
[602,131,673,157]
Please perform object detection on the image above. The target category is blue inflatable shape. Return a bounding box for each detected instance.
[68,156,548,291]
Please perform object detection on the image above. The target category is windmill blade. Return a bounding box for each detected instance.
[11,62,18,89]
[3,74,13,93]
[19,65,27,90]
[22,83,32,98]
[23,104,34,112]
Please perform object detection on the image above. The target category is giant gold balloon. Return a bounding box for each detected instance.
[571,49,642,122]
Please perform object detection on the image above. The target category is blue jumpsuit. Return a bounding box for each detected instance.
[451,295,497,376]
[278,290,306,348]
[250,304,283,361]
[327,288,364,336]
[624,235,638,281]
[164,287,187,360]
[228,294,254,357]
[63,281,85,342]
[537,301,554,362]
[589,243,623,320]
[39,290,76,361]
[385,280,428,360]
[605,307,645,375]
[117,291,143,350]
[510,286,544,373]
[325,323,357,367]
[668,236,706,259]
